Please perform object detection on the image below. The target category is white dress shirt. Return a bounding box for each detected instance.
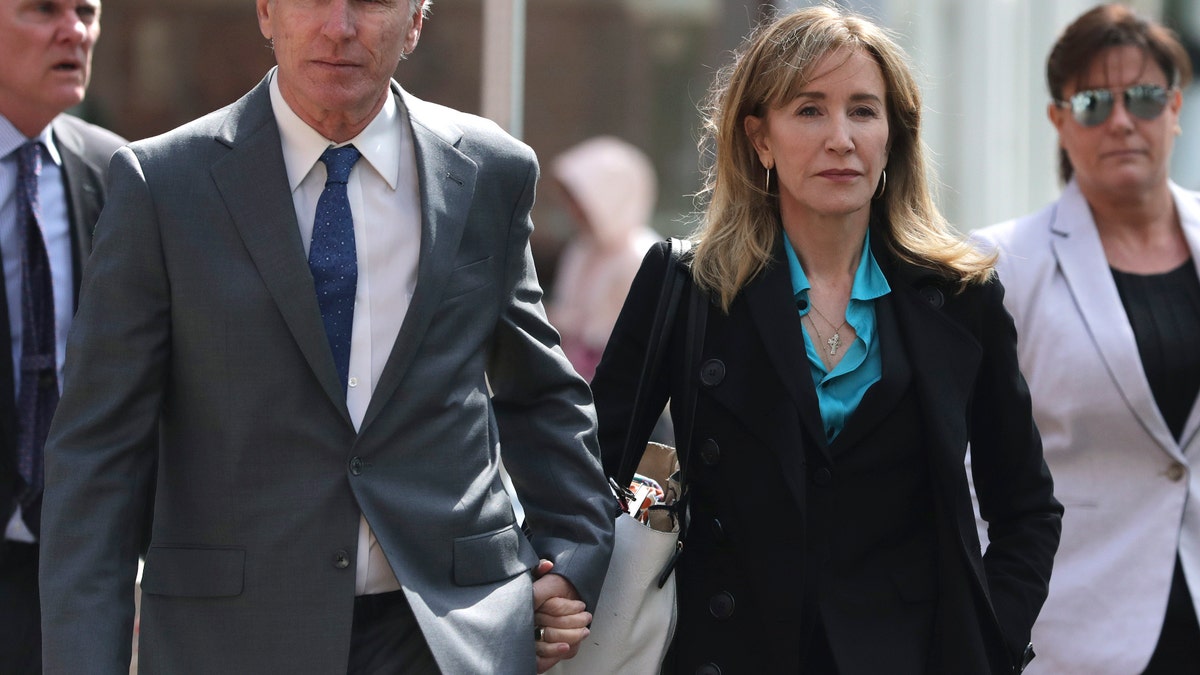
[269,72,422,594]
[1,116,74,543]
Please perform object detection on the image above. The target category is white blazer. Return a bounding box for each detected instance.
[974,180,1200,675]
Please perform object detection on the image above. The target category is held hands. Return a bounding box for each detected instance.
[532,559,592,673]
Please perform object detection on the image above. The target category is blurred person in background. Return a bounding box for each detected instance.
[547,136,660,382]
[591,5,1060,673]
[974,5,1198,674]
[0,0,124,672]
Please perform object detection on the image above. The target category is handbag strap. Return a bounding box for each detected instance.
[654,266,708,589]
[676,272,707,490]
[615,238,692,487]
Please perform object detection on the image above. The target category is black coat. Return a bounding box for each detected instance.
[591,233,1062,674]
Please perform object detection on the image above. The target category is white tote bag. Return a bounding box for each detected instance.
[550,239,705,674]
[547,509,679,674]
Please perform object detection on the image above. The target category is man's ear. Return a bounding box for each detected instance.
[256,0,273,41]
[403,3,425,55]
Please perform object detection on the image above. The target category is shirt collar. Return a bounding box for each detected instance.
[784,228,891,304]
[268,68,403,192]
[0,114,62,167]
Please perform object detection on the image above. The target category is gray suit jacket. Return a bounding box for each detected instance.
[39,75,614,674]
[0,113,123,535]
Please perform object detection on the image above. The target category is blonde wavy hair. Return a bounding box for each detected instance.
[690,4,995,312]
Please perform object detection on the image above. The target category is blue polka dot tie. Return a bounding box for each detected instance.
[309,145,361,392]
[14,141,57,533]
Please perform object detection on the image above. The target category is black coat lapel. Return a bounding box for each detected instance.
[829,292,912,453]
[881,249,981,460]
[742,237,829,460]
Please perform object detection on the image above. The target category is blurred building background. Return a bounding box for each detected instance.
[79,0,1199,290]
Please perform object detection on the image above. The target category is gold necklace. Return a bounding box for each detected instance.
[807,303,848,356]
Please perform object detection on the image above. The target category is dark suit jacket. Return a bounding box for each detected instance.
[39,76,614,674]
[0,113,124,535]
[591,232,1062,674]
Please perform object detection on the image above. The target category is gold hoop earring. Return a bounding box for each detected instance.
[765,166,772,194]
[873,170,887,200]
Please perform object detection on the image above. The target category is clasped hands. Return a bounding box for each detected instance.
[532,559,592,673]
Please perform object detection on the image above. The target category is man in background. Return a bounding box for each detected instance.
[38,0,613,673]
[0,0,123,672]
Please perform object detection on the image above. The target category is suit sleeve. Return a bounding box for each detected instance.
[39,146,168,675]
[485,154,615,610]
[969,278,1063,663]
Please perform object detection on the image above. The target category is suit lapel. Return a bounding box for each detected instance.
[1170,183,1200,450]
[829,292,911,453]
[51,116,104,304]
[1050,181,1177,454]
[360,88,478,432]
[743,238,829,462]
[882,247,980,461]
[209,77,353,424]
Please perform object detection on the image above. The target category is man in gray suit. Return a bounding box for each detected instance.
[38,0,614,672]
[0,0,124,672]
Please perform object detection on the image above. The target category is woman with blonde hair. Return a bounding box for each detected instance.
[591,5,1061,673]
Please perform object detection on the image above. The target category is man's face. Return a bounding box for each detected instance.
[0,0,101,136]
[257,0,423,141]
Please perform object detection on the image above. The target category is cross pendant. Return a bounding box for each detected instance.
[827,332,841,356]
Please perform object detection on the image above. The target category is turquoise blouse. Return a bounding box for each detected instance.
[784,230,891,442]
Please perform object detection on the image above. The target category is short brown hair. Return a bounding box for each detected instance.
[1046,3,1192,182]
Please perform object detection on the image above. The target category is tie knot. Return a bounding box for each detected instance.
[320,145,361,185]
[16,141,43,183]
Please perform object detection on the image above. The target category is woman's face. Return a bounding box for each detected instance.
[744,48,890,227]
[1050,45,1182,199]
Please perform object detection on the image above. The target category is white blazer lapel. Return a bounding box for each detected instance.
[1050,180,1179,456]
[1170,182,1200,450]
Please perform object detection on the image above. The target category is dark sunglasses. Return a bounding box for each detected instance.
[1057,84,1172,127]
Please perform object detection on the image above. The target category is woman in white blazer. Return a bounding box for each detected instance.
[975,5,1199,673]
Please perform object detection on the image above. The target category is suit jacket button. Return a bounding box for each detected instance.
[711,518,726,543]
[349,456,364,475]
[696,664,722,675]
[1167,462,1187,482]
[333,550,350,569]
[708,591,735,619]
[919,285,944,309]
[700,439,720,466]
[700,359,725,387]
[812,467,832,486]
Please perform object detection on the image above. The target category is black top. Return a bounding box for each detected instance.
[1111,259,1200,442]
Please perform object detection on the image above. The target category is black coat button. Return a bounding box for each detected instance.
[349,457,364,475]
[919,285,944,309]
[711,518,726,543]
[700,359,725,387]
[333,550,350,569]
[812,467,832,486]
[709,591,735,619]
[700,439,720,466]
[696,665,722,675]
